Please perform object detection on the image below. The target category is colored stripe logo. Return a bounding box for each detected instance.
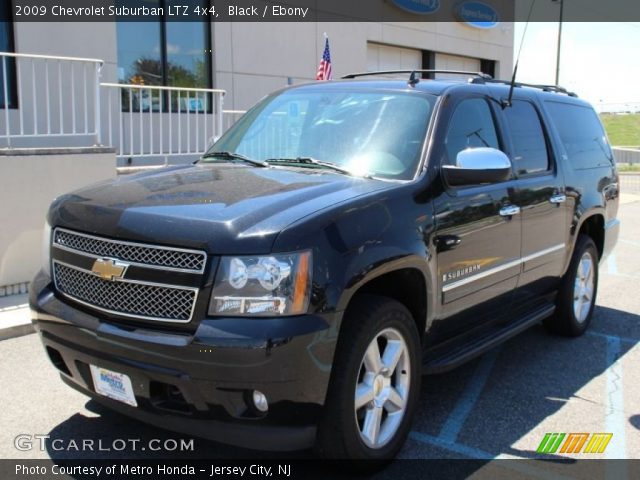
[537,433,613,454]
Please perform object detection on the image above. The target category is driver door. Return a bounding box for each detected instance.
[432,96,521,337]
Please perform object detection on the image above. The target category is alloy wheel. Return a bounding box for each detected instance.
[573,251,595,323]
[354,327,411,449]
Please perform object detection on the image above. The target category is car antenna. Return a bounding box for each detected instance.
[503,0,537,109]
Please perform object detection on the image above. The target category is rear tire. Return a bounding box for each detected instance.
[315,294,421,462]
[544,235,598,337]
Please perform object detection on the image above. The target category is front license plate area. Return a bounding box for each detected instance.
[89,365,138,407]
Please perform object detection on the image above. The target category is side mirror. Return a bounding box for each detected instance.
[442,147,512,187]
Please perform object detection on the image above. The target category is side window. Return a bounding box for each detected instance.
[504,101,550,175]
[545,101,613,169]
[444,98,499,166]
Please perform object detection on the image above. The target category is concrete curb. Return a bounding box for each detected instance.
[0,294,34,341]
[0,322,35,341]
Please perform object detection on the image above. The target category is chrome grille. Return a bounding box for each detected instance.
[53,262,197,322]
[53,228,206,273]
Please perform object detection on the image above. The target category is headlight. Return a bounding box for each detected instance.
[209,251,312,317]
[42,220,52,277]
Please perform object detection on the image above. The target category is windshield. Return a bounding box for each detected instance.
[207,89,436,180]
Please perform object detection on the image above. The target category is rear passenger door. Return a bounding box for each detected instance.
[501,99,569,299]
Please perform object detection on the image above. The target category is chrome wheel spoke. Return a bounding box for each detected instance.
[579,299,590,320]
[581,259,591,281]
[381,340,404,372]
[362,406,383,445]
[385,387,405,413]
[363,340,382,373]
[355,383,375,410]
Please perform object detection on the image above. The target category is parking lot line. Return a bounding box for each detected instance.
[601,271,639,279]
[438,347,501,444]
[409,430,494,459]
[605,336,626,460]
[587,330,640,345]
[408,431,575,480]
[619,239,640,247]
[606,253,619,275]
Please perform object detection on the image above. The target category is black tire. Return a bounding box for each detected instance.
[315,294,421,462]
[544,235,599,337]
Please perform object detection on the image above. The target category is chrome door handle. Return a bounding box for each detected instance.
[499,205,521,217]
[550,194,567,204]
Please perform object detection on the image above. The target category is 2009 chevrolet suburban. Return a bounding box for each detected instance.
[30,70,620,460]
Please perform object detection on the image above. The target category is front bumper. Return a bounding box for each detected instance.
[30,270,341,451]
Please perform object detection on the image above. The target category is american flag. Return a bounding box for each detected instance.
[316,36,332,81]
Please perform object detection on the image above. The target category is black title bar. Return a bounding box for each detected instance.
[4,0,640,22]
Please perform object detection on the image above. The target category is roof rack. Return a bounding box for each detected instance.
[340,70,578,97]
[480,78,578,97]
[341,70,492,86]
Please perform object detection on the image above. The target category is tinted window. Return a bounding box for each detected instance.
[545,101,613,169]
[444,98,499,165]
[504,101,549,175]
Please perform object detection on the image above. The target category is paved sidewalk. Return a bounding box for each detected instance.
[620,192,640,204]
[0,293,33,340]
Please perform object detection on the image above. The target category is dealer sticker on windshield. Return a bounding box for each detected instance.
[90,365,137,407]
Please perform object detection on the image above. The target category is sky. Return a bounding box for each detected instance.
[514,22,640,111]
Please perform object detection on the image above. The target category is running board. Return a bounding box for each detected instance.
[422,304,555,374]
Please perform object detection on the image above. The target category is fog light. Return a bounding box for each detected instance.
[252,390,269,413]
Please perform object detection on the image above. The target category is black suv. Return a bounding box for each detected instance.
[31,71,620,460]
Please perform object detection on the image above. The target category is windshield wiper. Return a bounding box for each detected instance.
[200,151,268,168]
[265,157,364,177]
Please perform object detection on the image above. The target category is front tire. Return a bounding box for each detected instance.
[316,295,421,461]
[545,235,599,336]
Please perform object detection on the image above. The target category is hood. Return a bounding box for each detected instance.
[49,163,396,254]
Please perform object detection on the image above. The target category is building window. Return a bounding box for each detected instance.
[116,0,212,110]
[480,59,496,79]
[0,0,16,109]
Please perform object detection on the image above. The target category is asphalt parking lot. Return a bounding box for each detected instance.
[1,196,639,477]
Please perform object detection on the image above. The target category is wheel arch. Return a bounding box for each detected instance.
[574,212,605,261]
[337,257,432,344]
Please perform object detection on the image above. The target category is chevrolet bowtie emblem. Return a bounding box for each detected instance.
[91,258,128,281]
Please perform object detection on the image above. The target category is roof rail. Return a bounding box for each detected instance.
[341,70,492,86]
[482,78,578,97]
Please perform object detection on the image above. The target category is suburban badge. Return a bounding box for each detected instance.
[443,263,482,283]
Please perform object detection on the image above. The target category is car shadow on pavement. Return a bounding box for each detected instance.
[405,305,639,463]
[43,305,638,476]
[630,415,640,431]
